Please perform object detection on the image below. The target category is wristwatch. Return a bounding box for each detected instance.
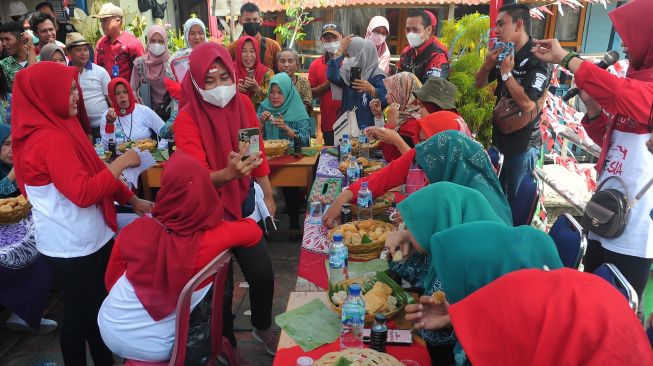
[501,71,513,82]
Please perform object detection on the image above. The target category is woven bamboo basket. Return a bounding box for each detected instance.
[328,220,395,261]
[327,277,404,325]
[338,158,386,177]
[263,139,289,157]
[0,196,31,225]
[351,139,381,155]
[350,192,394,217]
[314,348,403,366]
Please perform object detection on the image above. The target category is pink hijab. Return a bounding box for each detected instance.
[143,25,170,81]
[366,16,390,74]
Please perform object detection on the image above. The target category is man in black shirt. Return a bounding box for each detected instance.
[475,3,551,205]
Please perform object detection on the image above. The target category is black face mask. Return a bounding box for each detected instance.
[242,22,261,37]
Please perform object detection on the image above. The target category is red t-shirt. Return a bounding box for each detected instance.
[347,149,415,200]
[308,55,342,132]
[95,32,145,82]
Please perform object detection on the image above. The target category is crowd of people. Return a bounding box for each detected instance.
[0,0,652,365]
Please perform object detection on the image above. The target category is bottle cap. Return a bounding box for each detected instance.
[361,181,368,189]
[374,313,387,323]
[333,233,343,241]
[343,134,349,138]
[350,156,356,161]
[105,123,115,134]
[349,283,361,296]
[296,356,314,366]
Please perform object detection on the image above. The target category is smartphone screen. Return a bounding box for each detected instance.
[247,69,255,79]
[350,67,362,82]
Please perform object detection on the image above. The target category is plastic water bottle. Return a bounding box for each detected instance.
[358,134,369,159]
[347,156,359,185]
[357,182,373,221]
[329,233,348,286]
[340,284,365,349]
[340,134,351,162]
[370,313,388,352]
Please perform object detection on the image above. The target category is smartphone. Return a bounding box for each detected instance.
[350,67,362,82]
[247,69,255,79]
[362,329,413,345]
[238,128,260,159]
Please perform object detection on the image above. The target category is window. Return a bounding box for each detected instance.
[554,5,582,42]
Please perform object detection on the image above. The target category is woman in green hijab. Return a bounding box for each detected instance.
[397,216,562,362]
[257,72,312,232]
[257,72,311,147]
[385,181,507,351]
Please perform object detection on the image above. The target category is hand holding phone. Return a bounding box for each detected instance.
[350,66,362,82]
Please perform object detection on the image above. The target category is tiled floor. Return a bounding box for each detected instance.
[0,216,302,366]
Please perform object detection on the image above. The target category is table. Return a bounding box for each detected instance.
[141,164,162,201]
[273,292,431,365]
[268,154,319,191]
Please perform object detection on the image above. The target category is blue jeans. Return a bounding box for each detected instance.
[499,146,539,205]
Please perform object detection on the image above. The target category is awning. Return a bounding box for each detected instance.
[251,0,489,13]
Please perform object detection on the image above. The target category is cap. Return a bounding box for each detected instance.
[92,2,124,19]
[65,32,89,48]
[321,23,343,38]
[412,78,458,111]
[333,233,343,242]
[296,357,314,366]
[348,283,361,296]
[9,2,28,17]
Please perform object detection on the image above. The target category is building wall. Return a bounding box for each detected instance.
[581,2,623,56]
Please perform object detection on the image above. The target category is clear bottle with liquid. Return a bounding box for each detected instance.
[328,233,349,286]
[358,133,369,160]
[357,182,373,221]
[346,156,359,186]
[340,284,365,349]
[340,134,351,162]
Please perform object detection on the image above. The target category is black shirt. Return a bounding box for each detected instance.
[489,38,552,156]
[56,21,75,45]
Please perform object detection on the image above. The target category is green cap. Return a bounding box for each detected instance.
[412,77,458,111]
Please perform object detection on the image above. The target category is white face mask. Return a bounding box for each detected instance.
[406,31,426,48]
[369,32,386,46]
[323,41,340,54]
[149,43,166,56]
[191,73,237,108]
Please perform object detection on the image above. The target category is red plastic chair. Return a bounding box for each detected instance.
[124,250,237,366]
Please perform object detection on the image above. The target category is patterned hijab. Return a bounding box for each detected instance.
[383,72,422,127]
[415,131,512,225]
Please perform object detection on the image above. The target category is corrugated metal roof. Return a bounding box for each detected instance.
[253,0,489,13]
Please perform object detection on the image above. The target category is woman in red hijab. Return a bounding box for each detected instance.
[11,62,153,365]
[98,151,262,362]
[533,0,653,302]
[405,268,653,365]
[174,42,277,354]
[235,35,274,109]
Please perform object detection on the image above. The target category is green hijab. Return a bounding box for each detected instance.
[398,181,506,252]
[415,131,513,226]
[259,72,309,121]
[430,221,563,304]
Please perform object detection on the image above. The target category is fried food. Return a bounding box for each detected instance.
[431,291,446,305]
[364,282,394,314]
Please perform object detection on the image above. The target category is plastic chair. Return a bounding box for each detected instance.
[510,170,542,226]
[593,263,639,312]
[487,145,504,177]
[549,213,587,269]
[124,251,236,366]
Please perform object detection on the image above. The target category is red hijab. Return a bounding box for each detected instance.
[450,268,653,366]
[235,36,269,96]
[11,62,121,231]
[179,42,251,219]
[118,151,224,321]
[416,111,472,140]
[108,77,138,116]
[609,0,653,81]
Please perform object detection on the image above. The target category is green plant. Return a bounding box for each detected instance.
[167,27,186,53]
[70,0,107,46]
[440,13,496,147]
[274,0,315,49]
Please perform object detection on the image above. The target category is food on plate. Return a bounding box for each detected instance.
[118,138,157,152]
[330,220,393,245]
[364,282,393,314]
[431,290,446,304]
[0,195,30,214]
[338,155,385,176]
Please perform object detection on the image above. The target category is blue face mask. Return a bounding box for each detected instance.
[493,41,515,63]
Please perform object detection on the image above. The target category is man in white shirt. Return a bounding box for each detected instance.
[66,32,111,139]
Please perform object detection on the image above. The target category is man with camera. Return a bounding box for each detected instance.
[475,3,551,205]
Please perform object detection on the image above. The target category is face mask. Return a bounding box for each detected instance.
[406,31,426,48]
[323,41,340,54]
[242,22,261,37]
[149,43,166,56]
[191,73,237,108]
[369,32,386,46]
